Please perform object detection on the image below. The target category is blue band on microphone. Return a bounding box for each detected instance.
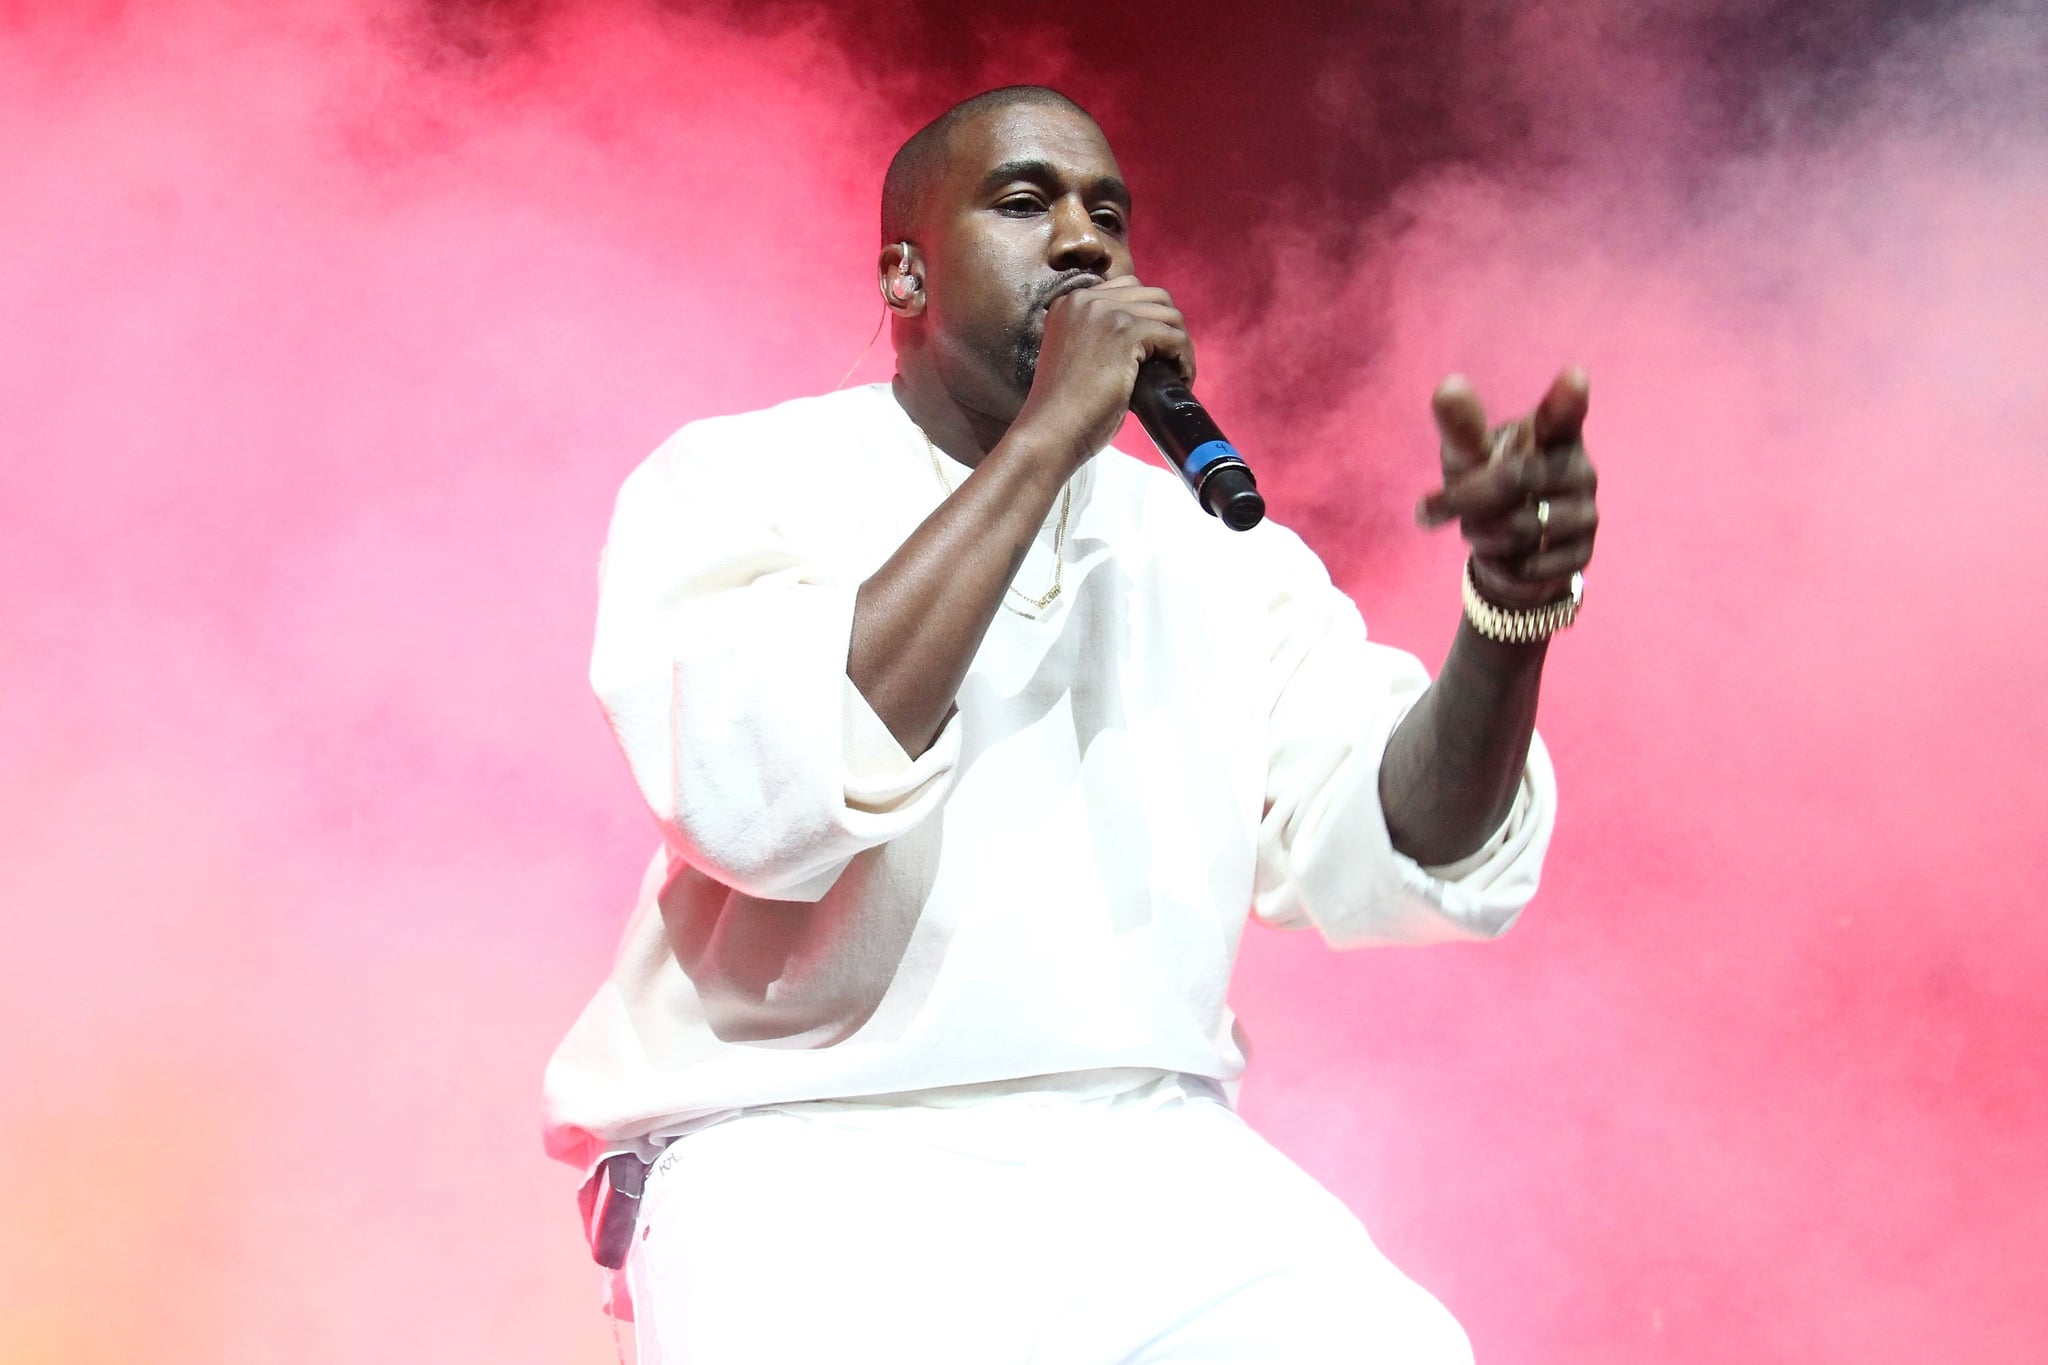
[1180,440,1239,485]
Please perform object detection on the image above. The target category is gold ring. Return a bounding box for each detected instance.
[1536,499,1551,553]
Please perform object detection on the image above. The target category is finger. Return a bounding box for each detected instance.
[1431,375,1490,476]
[1522,443,1599,496]
[1416,454,1533,526]
[1460,498,1598,557]
[1078,281,1175,308]
[1097,301,1186,330]
[1532,366,1590,449]
[1056,299,1187,338]
[1053,285,1176,315]
[1509,538,1596,581]
[1120,317,1197,383]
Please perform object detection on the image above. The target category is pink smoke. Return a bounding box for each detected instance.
[2,1,2042,1361]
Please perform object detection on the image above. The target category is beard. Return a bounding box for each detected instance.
[1005,275,1079,395]
[972,308,1043,405]
[959,273,1096,411]
[1011,326,1042,396]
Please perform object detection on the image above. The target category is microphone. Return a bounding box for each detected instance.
[1129,358,1265,531]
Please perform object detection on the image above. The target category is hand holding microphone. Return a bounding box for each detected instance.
[1022,273,1264,530]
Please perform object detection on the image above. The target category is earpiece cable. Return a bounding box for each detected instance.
[834,302,890,391]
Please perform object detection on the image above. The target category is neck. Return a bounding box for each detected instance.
[890,364,1019,470]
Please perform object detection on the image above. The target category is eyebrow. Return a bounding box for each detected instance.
[976,158,1133,214]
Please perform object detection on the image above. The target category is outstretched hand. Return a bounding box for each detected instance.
[1416,367,1599,611]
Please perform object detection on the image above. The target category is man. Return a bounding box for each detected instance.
[545,85,1598,1363]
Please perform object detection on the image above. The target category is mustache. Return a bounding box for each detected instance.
[1031,271,1106,310]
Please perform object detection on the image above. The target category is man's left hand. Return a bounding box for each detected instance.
[1415,367,1599,611]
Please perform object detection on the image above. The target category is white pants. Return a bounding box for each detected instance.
[623,1074,1474,1364]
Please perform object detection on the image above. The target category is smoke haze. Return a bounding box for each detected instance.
[3,0,2043,1360]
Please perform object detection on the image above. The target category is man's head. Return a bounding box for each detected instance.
[878,87,1135,421]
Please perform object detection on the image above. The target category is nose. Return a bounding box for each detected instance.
[1046,197,1114,276]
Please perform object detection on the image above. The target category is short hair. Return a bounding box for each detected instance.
[880,86,1096,244]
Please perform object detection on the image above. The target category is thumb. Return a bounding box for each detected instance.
[1431,375,1490,477]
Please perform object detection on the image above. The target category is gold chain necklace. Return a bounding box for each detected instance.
[918,426,1072,614]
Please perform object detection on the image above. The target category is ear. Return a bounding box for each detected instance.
[879,241,925,316]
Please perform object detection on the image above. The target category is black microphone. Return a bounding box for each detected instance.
[1129,358,1265,531]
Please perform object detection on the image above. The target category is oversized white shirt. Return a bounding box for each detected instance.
[543,383,1556,1173]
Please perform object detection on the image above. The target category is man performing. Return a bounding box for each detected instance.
[544,85,1600,1363]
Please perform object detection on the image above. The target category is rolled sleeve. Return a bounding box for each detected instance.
[1258,724,1556,948]
[843,676,960,814]
[590,428,958,902]
[1249,533,1557,949]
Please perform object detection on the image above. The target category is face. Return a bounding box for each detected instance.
[909,102,1135,417]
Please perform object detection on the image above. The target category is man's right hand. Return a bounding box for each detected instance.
[852,278,1194,759]
[1012,274,1195,470]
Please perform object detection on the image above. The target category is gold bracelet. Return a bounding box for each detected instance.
[1461,559,1584,644]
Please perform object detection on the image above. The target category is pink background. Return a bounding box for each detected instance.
[4,1,2044,1360]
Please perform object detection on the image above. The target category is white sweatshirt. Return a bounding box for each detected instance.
[542,384,1555,1173]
